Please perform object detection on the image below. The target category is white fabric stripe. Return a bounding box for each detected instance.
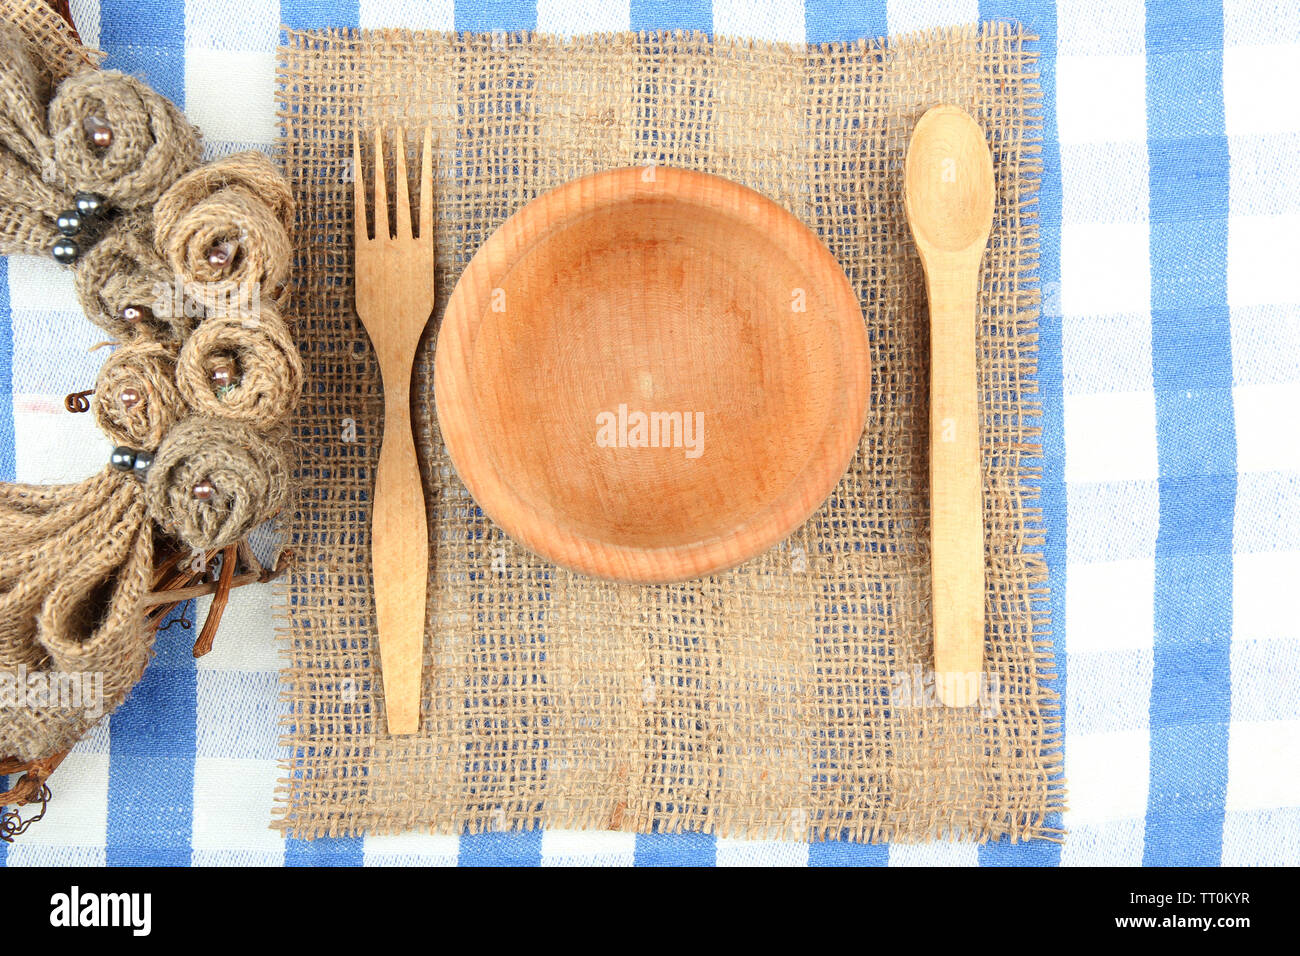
[541,829,637,866]
[1228,214,1300,308]
[191,757,285,862]
[13,403,110,484]
[1221,807,1300,866]
[185,49,277,145]
[1060,817,1145,866]
[885,0,979,38]
[1226,719,1300,812]
[1223,0,1300,46]
[537,0,631,35]
[714,0,806,43]
[1064,391,1158,482]
[1058,0,1143,56]
[887,842,979,866]
[1062,730,1150,828]
[2,750,109,861]
[358,0,455,30]
[363,832,459,866]
[1056,55,1147,145]
[715,839,810,867]
[68,0,101,50]
[1233,384,1300,474]
[185,0,277,51]
[1229,304,1300,387]
[1223,44,1300,136]
[195,586,283,674]
[1232,551,1300,644]
[1067,559,1154,654]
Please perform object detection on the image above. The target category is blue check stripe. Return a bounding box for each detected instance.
[107,607,197,866]
[455,0,538,33]
[282,0,361,31]
[805,1,888,43]
[460,830,543,866]
[1142,0,1235,866]
[95,0,196,867]
[631,0,713,35]
[635,830,716,866]
[99,0,187,107]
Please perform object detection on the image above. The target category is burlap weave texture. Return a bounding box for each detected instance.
[274,23,1062,842]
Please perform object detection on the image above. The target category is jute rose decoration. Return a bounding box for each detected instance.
[0,21,301,830]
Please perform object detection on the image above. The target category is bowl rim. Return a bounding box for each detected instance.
[433,165,870,584]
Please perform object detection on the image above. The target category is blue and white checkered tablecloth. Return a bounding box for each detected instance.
[1,0,1296,867]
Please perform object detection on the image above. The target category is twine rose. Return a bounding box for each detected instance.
[176,306,303,431]
[92,340,186,451]
[48,69,200,209]
[73,214,196,341]
[144,416,291,551]
[153,151,293,313]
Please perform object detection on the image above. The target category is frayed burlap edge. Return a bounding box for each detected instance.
[0,0,103,83]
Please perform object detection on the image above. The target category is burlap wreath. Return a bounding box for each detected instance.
[0,20,299,764]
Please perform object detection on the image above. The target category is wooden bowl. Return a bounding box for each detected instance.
[434,167,869,583]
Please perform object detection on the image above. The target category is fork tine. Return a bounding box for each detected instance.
[419,126,433,242]
[372,125,388,240]
[393,126,411,238]
[352,127,367,242]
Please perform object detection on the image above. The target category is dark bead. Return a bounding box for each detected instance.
[74,192,104,219]
[119,386,141,410]
[110,446,137,472]
[210,364,234,389]
[55,209,82,235]
[84,115,114,149]
[51,237,78,264]
[132,449,153,478]
[192,479,216,501]
[120,304,151,326]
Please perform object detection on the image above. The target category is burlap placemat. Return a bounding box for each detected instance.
[273,23,1063,842]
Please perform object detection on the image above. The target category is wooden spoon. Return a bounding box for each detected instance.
[903,105,994,708]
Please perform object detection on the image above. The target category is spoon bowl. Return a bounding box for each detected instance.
[904,105,995,259]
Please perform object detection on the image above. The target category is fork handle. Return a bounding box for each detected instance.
[372,374,427,734]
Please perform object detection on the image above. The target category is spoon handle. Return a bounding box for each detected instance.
[926,260,985,707]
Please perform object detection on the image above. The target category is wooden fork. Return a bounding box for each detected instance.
[352,125,434,735]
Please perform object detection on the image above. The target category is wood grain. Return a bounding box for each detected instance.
[434,166,871,584]
[353,127,435,734]
[904,105,995,708]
